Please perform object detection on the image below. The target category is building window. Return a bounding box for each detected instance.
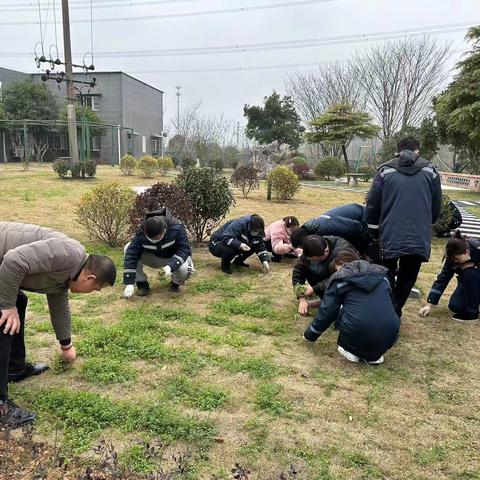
[77,95,100,111]
[91,136,101,151]
[47,132,68,150]
[152,137,162,155]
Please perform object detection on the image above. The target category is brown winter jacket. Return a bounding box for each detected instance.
[0,222,88,341]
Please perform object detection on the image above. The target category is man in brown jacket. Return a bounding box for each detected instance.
[0,222,116,428]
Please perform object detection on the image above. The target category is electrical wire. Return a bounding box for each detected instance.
[36,0,44,56]
[90,0,94,65]
[41,0,51,54]
[52,0,59,59]
[0,0,336,24]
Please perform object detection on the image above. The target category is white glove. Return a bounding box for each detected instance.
[123,284,134,298]
[262,261,270,273]
[239,243,251,252]
[419,305,432,317]
[163,265,172,279]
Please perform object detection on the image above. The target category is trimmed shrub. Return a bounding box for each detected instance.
[69,160,97,179]
[231,164,260,198]
[120,154,137,176]
[433,194,455,238]
[176,167,234,242]
[314,156,346,180]
[357,163,377,182]
[267,166,300,201]
[137,155,158,179]
[291,156,308,166]
[76,182,136,246]
[129,182,194,232]
[292,163,310,180]
[52,158,69,178]
[157,156,175,176]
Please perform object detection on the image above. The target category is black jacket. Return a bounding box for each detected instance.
[366,150,442,261]
[210,215,269,262]
[302,203,371,253]
[304,260,400,359]
[427,238,480,305]
[123,208,191,285]
[292,236,356,296]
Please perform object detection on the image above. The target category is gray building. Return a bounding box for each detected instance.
[0,66,164,164]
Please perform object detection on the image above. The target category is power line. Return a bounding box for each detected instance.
[0,0,336,24]
[0,0,194,10]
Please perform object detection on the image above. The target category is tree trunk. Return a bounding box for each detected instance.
[341,144,350,183]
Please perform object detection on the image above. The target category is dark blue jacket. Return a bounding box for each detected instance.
[366,150,442,261]
[304,260,400,360]
[427,238,480,305]
[210,215,269,262]
[123,208,191,285]
[302,203,371,253]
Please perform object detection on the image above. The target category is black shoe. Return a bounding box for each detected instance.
[221,262,232,274]
[233,259,250,268]
[168,282,180,293]
[136,282,150,297]
[8,363,49,383]
[271,256,282,263]
[451,313,479,322]
[0,400,36,429]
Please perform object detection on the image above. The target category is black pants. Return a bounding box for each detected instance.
[265,239,283,262]
[0,292,28,401]
[209,240,256,267]
[448,266,480,320]
[383,255,423,315]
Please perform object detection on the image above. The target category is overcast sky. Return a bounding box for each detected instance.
[0,0,479,132]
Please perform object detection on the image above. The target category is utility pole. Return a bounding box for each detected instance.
[62,0,79,166]
[175,85,181,132]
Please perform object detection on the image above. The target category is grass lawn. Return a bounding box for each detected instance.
[1,163,480,479]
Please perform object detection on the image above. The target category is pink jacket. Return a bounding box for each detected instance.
[264,220,303,256]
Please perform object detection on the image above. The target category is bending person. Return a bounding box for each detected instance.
[123,208,193,297]
[264,216,303,262]
[0,222,116,428]
[303,250,400,364]
[209,214,270,275]
[420,231,480,322]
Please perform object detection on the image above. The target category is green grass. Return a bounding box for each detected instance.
[80,357,138,385]
[254,383,292,417]
[212,297,277,318]
[120,444,158,474]
[190,274,253,298]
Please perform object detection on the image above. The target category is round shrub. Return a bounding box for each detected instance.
[433,194,456,238]
[292,163,310,180]
[357,163,377,182]
[129,182,194,232]
[267,166,300,201]
[291,156,308,166]
[120,154,137,176]
[157,156,175,176]
[76,181,136,246]
[52,158,69,178]
[314,156,346,180]
[137,155,158,179]
[176,167,235,242]
[231,164,260,198]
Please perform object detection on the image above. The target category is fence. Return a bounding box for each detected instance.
[439,171,480,192]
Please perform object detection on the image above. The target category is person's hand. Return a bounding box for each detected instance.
[305,285,314,297]
[163,266,172,279]
[419,304,433,317]
[239,243,251,252]
[123,285,134,299]
[298,298,309,316]
[0,307,20,335]
[262,261,270,273]
[60,345,77,362]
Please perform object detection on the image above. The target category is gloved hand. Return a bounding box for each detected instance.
[163,265,172,279]
[123,284,134,298]
[262,261,270,273]
[239,243,251,252]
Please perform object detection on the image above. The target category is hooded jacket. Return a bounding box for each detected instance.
[292,236,356,296]
[302,203,371,253]
[264,219,303,256]
[366,150,442,261]
[0,222,88,342]
[427,238,480,305]
[210,215,269,262]
[304,260,400,359]
[123,208,191,285]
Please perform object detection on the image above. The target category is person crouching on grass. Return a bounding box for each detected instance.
[303,250,400,365]
[209,214,270,275]
[0,222,116,428]
[264,216,303,262]
[420,230,480,322]
[123,208,194,298]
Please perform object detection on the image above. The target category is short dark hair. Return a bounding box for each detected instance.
[145,216,167,238]
[250,214,265,233]
[302,235,328,258]
[446,230,469,261]
[397,136,420,152]
[290,226,308,248]
[283,216,300,229]
[84,255,116,286]
[329,249,360,273]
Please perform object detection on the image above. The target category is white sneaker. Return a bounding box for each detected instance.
[337,346,360,363]
[368,356,384,365]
